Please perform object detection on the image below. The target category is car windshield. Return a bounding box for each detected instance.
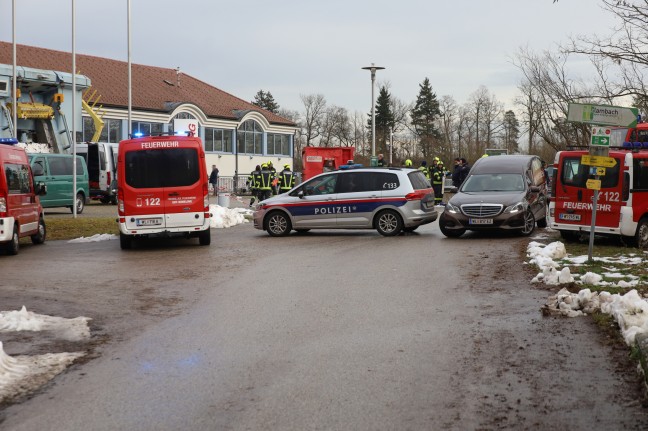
[461,174,525,192]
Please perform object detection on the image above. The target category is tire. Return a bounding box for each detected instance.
[119,232,132,250]
[198,229,211,246]
[266,211,292,237]
[30,217,46,245]
[560,230,579,242]
[5,225,19,255]
[536,217,547,228]
[295,229,310,234]
[100,197,111,204]
[403,226,419,233]
[110,196,117,205]
[72,193,85,214]
[634,218,648,249]
[521,210,535,236]
[375,210,403,236]
[439,220,465,238]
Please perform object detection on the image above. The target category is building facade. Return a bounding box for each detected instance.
[0,42,298,181]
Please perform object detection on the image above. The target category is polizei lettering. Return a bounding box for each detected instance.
[314,206,354,215]
[141,141,180,149]
[563,202,612,212]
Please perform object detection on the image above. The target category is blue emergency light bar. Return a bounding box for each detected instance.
[0,138,18,146]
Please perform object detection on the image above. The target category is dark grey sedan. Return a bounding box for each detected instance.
[438,155,548,238]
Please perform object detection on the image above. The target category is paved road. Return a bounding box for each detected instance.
[1,219,647,430]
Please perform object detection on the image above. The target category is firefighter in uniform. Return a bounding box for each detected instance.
[259,163,274,201]
[247,165,261,207]
[431,159,444,205]
[418,160,430,180]
[278,164,296,194]
[267,161,278,195]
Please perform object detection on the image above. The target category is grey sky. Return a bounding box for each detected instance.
[0,0,615,115]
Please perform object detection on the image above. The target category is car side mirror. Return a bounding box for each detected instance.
[35,182,47,196]
[446,186,458,194]
[298,190,305,199]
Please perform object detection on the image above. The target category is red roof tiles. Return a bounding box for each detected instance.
[0,42,295,127]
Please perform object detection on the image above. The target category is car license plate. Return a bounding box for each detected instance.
[559,213,581,221]
[136,217,162,227]
[469,218,493,225]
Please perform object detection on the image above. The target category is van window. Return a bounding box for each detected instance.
[125,148,200,188]
[5,164,32,194]
[561,156,620,188]
[32,157,48,176]
[49,158,69,176]
[633,159,648,190]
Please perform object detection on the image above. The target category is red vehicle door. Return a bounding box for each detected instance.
[554,151,623,228]
[119,137,206,232]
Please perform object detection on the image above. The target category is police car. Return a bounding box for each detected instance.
[253,167,438,236]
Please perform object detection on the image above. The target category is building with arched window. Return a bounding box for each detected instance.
[0,42,297,182]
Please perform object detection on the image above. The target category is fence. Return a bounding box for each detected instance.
[216,173,303,195]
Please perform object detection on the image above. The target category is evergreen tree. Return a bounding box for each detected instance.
[502,110,520,154]
[252,90,280,114]
[368,86,394,156]
[410,78,441,159]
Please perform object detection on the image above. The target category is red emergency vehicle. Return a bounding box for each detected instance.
[301,147,355,181]
[549,137,648,246]
[0,138,47,255]
[117,135,211,249]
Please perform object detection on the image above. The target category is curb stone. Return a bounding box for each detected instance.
[634,332,648,394]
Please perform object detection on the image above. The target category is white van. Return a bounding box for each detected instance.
[76,142,118,204]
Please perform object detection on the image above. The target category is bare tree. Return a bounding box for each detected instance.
[512,47,594,151]
[319,105,351,147]
[565,1,648,100]
[300,94,327,147]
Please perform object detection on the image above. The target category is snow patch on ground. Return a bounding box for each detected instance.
[209,204,252,229]
[68,233,118,243]
[0,307,90,403]
[528,239,648,345]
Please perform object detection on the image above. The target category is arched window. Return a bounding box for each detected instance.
[237,120,263,155]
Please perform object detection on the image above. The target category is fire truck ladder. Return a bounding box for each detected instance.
[81,88,105,142]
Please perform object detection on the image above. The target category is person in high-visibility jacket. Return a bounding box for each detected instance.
[404,159,413,167]
[247,165,262,207]
[418,160,430,180]
[278,164,296,193]
[267,161,278,195]
[431,159,444,205]
[258,163,274,201]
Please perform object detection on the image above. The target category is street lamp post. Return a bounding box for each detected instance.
[361,63,384,159]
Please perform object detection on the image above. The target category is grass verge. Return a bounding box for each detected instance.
[41,217,118,241]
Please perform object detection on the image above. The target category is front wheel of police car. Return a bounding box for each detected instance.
[266,211,292,237]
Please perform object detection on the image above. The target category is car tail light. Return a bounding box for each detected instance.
[405,188,433,201]
[203,182,209,210]
[107,171,111,187]
[117,187,124,215]
[0,196,6,216]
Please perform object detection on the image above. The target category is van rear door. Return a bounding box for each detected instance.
[555,153,623,228]
[122,145,204,230]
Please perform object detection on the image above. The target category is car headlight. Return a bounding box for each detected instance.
[445,202,460,214]
[504,202,525,214]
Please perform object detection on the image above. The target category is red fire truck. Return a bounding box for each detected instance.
[549,124,648,247]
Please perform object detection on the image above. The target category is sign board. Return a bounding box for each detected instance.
[586,179,602,190]
[596,167,606,176]
[174,119,199,137]
[581,155,617,168]
[591,126,612,147]
[568,103,638,128]
[305,155,323,163]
